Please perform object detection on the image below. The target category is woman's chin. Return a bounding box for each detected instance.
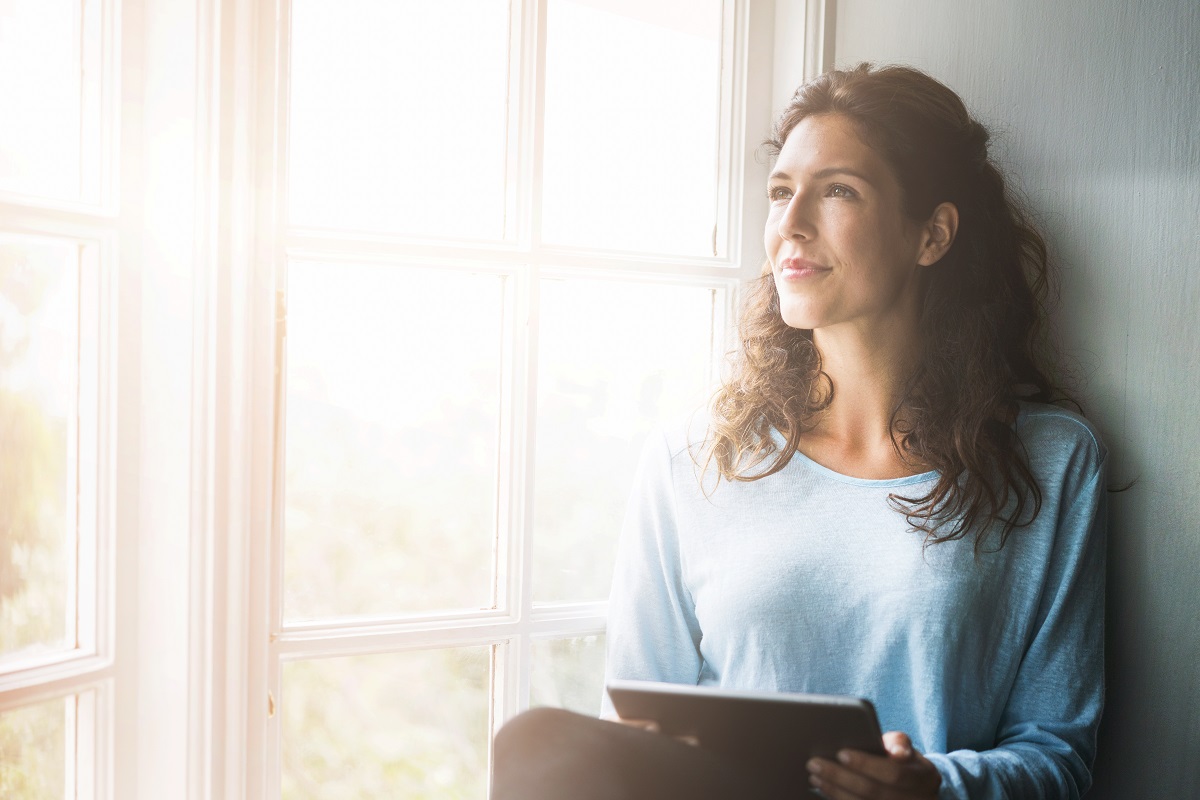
[778,305,821,331]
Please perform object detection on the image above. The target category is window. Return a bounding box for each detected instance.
[0,0,795,797]
[250,0,773,796]
[0,0,118,796]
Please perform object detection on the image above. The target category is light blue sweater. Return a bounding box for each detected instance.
[601,403,1107,799]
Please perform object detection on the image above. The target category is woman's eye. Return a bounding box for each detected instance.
[768,186,791,202]
[828,184,855,198]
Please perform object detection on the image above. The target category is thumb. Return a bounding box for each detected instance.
[882,731,914,760]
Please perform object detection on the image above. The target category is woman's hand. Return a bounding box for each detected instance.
[806,732,941,799]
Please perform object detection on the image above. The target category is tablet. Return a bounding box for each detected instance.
[606,679,885,788]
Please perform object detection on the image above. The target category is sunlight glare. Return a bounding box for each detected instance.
[0,0,87,202]
[542,0,724,256]
[288,0,510,240]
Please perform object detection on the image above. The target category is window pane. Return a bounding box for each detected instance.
[0,0,99,203]
[530,634,606,716]
[542,0,724,256]
[0,236,78,667]
[0,694,69,798]
[282,647,491,800]
[533,279,718,603]
[288,0,511,240]
[284,262,504,621]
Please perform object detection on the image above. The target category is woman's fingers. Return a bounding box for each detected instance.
[882,731,914,759]
[808,756,894,799]
[806,731,940,799]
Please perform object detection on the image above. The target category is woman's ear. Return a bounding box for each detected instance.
[917,202,959,266]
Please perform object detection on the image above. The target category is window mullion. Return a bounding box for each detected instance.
[524,0,549,252]
[500,0,550,728]
[284,230,746,274]
[713,0,738,259]
[512,259,539,720]
[253,0,297,795]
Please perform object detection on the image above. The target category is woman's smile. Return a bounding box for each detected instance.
[777,257,831,280]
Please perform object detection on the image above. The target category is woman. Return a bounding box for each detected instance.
[494,63,1106,800]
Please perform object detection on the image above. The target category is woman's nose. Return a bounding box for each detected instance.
[777,194,815,241]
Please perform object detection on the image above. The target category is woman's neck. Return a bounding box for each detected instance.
[802,323,924,479]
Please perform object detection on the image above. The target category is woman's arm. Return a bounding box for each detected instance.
[926,456,1109,798]
[600,430,704,719]
[804,450,1108,800]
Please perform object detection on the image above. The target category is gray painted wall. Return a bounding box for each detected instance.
[829,1,1200,796]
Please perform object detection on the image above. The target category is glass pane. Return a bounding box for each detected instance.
[0,0,98,202]
[530,634,606,716]
[288,0,511,240]
[0,694,69,798]
[282,647,491,800]
[284,262,504,621]
[542,0,724,256]
[533,279,719,603]
[0,236,78,666]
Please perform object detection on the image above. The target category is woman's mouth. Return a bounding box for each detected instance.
[779,258,830,279]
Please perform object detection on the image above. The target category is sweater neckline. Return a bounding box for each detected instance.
[764,424,941,488]
[761,403,1036,487]
[788,448,940,488]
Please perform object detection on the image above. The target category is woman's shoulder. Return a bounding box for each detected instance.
[652,407,713,459]
[634,410,717,488]
[1015,400,1108,481]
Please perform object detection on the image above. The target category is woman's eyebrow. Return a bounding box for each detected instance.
[768,166,875,185]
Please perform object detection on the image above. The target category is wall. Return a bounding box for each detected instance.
[827,0,1200,795]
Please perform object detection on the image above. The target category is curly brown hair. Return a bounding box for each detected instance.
[704,63,1069,550]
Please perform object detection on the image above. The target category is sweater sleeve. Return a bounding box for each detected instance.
[599,430,704,718]
[927,457,1108,799]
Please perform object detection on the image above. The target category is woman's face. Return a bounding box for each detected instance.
[764,113,931,337]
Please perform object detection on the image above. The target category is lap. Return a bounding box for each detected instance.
[492,707,794,800]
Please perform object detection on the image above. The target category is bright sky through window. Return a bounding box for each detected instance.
[542,0,723,255]
[288,0,512,239]
[0,0,94,203]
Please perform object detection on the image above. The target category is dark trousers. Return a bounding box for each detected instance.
[492,707,799,800]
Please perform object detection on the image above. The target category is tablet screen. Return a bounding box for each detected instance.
[606,679,885,792]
